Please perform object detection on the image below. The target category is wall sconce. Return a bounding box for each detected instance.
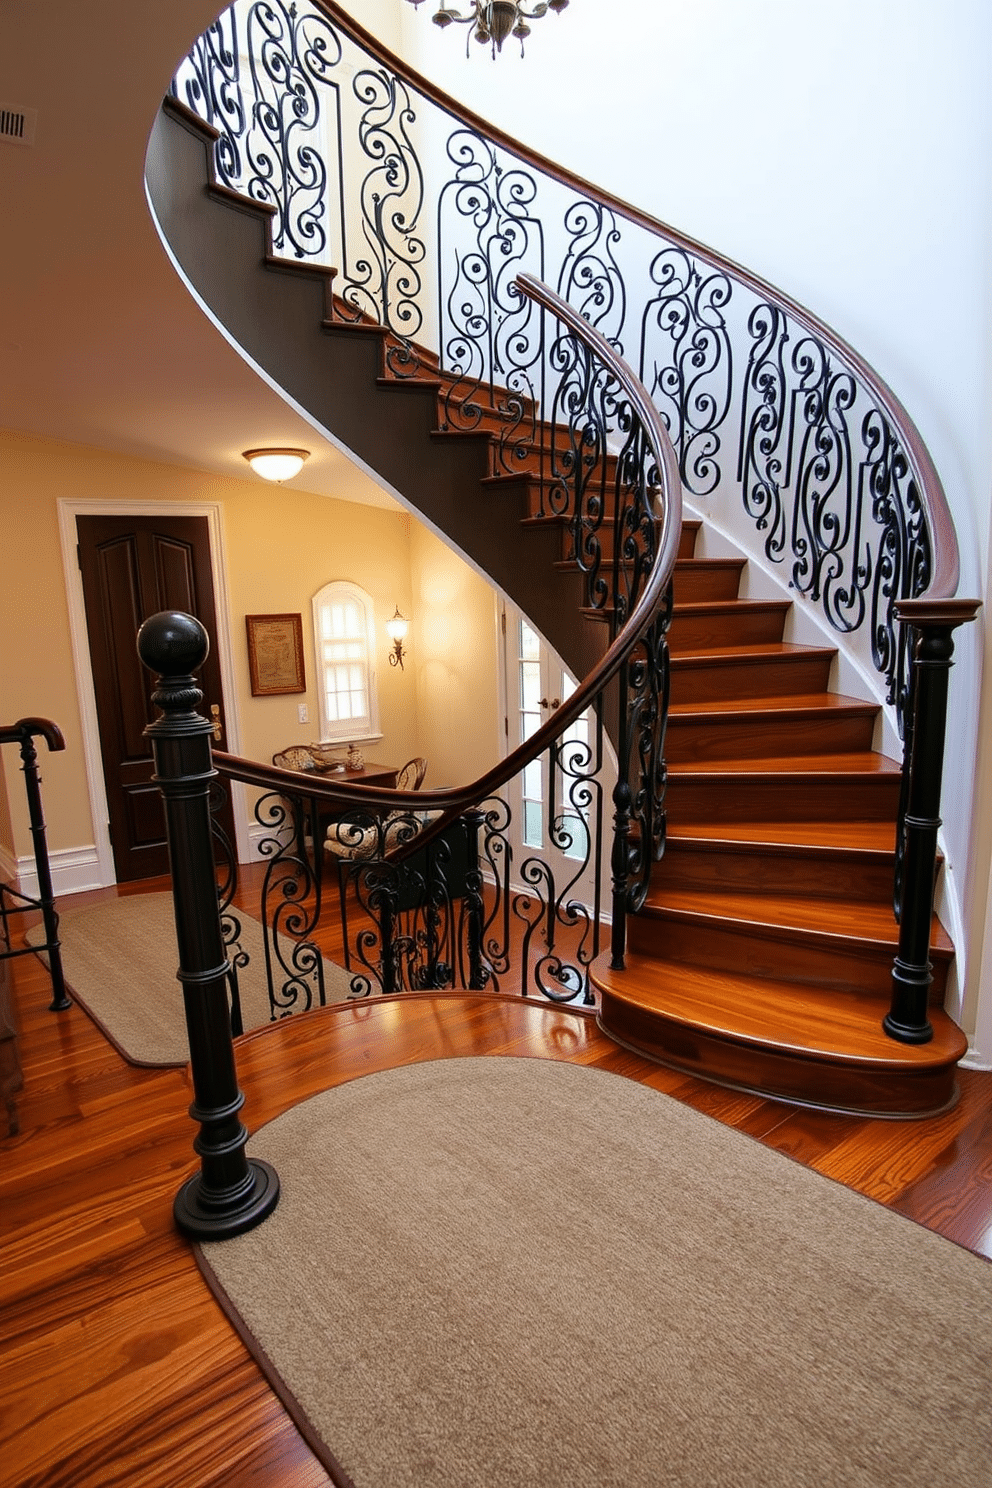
[386,607,409,669]
[242,448,310,482]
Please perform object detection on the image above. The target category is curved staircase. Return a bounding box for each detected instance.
[150,5,974,1118]
[591,517,964,1116]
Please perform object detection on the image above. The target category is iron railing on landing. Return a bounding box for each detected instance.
[167,0,980,1042]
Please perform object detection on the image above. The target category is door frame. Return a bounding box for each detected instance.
[58,498,249,886]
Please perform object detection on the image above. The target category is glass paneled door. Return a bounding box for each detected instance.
[501,605,609,929]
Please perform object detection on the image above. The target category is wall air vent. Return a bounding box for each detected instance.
[0,105,37,146]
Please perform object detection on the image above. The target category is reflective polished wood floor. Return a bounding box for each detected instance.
[2,873,991,1487]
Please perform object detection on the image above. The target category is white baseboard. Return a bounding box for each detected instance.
[959,1043,992,1072]
[14,844,103,898]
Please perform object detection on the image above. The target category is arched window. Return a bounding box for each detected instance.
[311,581,381,744]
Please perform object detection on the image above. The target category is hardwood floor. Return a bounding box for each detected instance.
[2,873,990,1487]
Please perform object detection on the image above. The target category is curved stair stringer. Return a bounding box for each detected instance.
[145,97,605,690]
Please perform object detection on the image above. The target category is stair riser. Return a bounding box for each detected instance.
[598,994,959,1117]
[673,564,744,603]
[554,524,697,567]
[515,502,697,559]
[666,773,901,821]
[510,443,622,485]
[654,843,897,902]
[626,913,949,1002]
[665,711,877,764]
[669,656,834,702]
[669,608,787,650]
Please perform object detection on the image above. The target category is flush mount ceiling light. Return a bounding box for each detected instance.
[405,0,569,58]
[242,448,310,482]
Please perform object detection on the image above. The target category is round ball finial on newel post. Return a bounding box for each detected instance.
[137,611,279,1239]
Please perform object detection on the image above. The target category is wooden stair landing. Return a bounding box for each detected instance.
[593,954,967,1119]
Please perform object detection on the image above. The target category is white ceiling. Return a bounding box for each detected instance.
[0,0,400,509]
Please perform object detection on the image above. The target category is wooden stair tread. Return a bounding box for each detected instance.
[375,373,443,394]
[585,598,785,627]
[641,887,953,955]
[675,557,743,572]
[670,642,836,663]
[593,954,967,1070]
[671,750,899,776]
[672,598,789,616]
[668,691,877,719]
[665,820,897,851]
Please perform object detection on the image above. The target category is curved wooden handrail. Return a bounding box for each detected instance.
[311,0,958,604]
[216,272,683,840]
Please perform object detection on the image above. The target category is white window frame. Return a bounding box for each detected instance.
[311,580,382,745]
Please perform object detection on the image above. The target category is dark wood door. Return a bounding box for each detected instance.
[77,514,234,883]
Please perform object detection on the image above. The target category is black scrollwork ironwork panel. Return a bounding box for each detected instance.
[627,593,673,909]
[558,199,627,351]
[253,788,328,1019]
[640,247,733,499]
[339,809,477,994]
[786,338,862,631]
[547,329,660,636]
[338,67,426,339]
[738,298,791,565]
[436,130,544,469]
[172,8,246,184]
[478,715,605,1009]
[243,1,344,261]
[332,778,606,1008]
[739,298,933,723]
[861,409,932,720]
[175,1,349,266]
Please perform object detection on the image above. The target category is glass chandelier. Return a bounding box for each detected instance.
[405,1,570,58]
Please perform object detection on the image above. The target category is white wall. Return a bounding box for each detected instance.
[343,0,992,1054]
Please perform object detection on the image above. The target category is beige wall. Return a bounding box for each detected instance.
[1,435,89,853]
[410,522,502,790]
[962,517,992,1059]
[0,430,499,868]
[221,479,418,771]
[0,753,14,859]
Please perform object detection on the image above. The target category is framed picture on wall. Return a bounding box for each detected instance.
[245,613,306,696]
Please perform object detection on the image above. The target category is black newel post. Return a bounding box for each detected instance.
[885,601,981,1044]
[137,611,279,1238]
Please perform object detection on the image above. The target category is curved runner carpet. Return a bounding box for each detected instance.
[27,892,358,1065]
[197,1056,991,1488]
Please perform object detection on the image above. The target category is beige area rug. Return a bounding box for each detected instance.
[27,892,359,1067]
[198,1057,992,1488]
